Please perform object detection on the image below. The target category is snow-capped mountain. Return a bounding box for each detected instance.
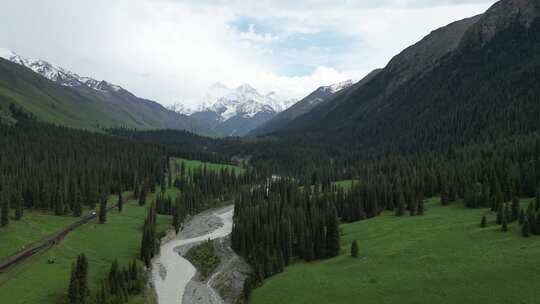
[0,48,122,93]
[172,83,296,136]
[0,48,212,134]
[195,83,296,122]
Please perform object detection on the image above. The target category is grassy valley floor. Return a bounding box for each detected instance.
[251,198,540,304]
[0,191,174,304]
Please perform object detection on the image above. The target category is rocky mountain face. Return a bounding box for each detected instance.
[173,83,296,137]
[0,49,210,133]
[268,0,540,154]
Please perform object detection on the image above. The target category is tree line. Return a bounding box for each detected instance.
[0,111,167,228]
[232,178,340,294]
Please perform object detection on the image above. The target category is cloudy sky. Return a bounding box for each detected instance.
[0,0,495,107]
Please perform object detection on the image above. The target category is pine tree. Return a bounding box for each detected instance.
[496,205,503,225]
[14,191,23,220]
[511,196,520,221]
[68,265,81,304]
[480,216,487,228]
[325,208,340,257]
[395,190,405,216]
[417,198,425,215]
[138,185,147,206]
[351,240,359,258]
[73,188,82,217]
[118,187,123,212]
[99,198,107,224]
[76,254,89,303]
[501,218,508,232]
[505,203,511,222]
[519,209,525,225]
[441,184,449,206]
[1,201,8,227]
[522,219,530,237]
[536,186,540,211]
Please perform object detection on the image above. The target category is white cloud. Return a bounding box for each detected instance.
[0,0,496,107]
[239,24,278,44]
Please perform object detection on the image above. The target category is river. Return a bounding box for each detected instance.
[152,206,234,304]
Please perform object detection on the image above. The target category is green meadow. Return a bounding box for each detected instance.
[0,191,174,304]
[0,157,241,304]
[171,157,245,176]
[251,198,540,304]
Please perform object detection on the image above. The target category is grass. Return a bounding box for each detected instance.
[332,179,358,190]
[251,198,540,304]
[0,189,176,304]
[171,157,245,176]
[0,211,80,261]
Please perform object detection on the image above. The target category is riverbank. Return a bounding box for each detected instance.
[152,205,250,304]
[183,235,251,304]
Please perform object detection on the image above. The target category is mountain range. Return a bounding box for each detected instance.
[168,83,297,136]
[249,79,361,136]
[1,0,537,150]
[0,49,303,137]
[254,0,540,157]
[0,48,210,133]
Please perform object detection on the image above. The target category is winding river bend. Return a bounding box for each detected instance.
[152,207,234,304]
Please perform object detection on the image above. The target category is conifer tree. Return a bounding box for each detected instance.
[395,190,405,216]
[417,198,425,215]
[1,199,8,227]
[523,219,530,237]
[14,191,23,220]
[76,254,89,303]
[536,186,540,211]
[118,187,123,212]
[481,215,487,228]
[519,209,525,225]
[73,188,83,217]
[501,217,508,232]
[351,240,359,258]
[68,265,81,304]
[138,185,147,206]
[68,253,89,304]
[99,198,107,224]
[497,205,503,225]
[511,196,520,222]
[325,208,340,257]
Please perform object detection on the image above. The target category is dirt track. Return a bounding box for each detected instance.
[0,199,127,273]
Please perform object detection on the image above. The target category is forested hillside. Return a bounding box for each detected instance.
[269,2,540,158]
[0,107,167,226]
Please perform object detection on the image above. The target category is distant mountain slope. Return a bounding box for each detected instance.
[174,83,296,136]
[274,0,540,154]
[249,80,355,136]
[0,50,209,133]
[280,14,481,136]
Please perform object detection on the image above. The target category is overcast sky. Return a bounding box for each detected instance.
[0,0,496,107]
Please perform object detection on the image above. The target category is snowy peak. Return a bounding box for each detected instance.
[0,48,123,93]
[319,80,354,94]
[166,103,194,116]
[194,83,296,121]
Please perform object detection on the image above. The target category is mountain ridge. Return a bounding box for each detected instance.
[172,83,297,136]
[273,0,540,155]
[0,49,212,134]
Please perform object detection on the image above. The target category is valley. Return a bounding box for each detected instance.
[2,1,540,304]
[251,198,540,304]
